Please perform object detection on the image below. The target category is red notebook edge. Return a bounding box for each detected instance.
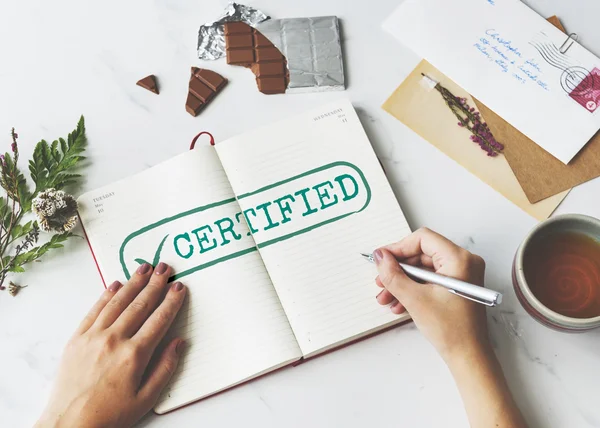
[298,318,413,365]
[78,212,107,289]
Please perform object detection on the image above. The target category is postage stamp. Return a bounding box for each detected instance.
[568,67,600,113]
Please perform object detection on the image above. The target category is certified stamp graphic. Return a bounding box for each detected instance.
[119,161,371,281]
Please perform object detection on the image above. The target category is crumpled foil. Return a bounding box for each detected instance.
[197,2,269,60]
[256,17,346,93]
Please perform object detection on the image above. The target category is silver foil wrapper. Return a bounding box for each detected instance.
[197,2,269,60]
[256,16,346,93]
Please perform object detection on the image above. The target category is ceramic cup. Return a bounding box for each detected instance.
[512,214,600,332]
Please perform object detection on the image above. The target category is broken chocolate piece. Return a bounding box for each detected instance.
[191,67,227,91]
[224,21,289,95]
[185,68,227,117]
[185,93,203,116]
[136,75,159,94]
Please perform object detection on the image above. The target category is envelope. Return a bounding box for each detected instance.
[382,60,568,221]
[384,0,600,164]
[472,16,600,203]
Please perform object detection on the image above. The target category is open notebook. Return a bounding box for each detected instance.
[78,99,412,414]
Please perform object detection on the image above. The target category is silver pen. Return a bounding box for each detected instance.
[361,253,502,307]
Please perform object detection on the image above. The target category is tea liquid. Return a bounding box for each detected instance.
[524,231,600,319]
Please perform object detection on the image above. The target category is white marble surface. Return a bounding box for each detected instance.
[1,0,600,427]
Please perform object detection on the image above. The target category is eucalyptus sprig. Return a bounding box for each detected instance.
[0,117,86,292]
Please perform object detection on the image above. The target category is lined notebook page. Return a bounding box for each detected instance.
[216,99,412,357]
[78,147,301,414]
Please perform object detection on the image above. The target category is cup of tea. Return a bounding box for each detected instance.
[512,214,600,332]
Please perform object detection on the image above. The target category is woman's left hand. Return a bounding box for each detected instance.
[36,262,186,428]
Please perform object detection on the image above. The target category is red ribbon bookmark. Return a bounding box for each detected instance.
[189,131,215,150]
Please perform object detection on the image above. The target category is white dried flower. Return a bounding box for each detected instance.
[8,281,27,297]
[32,189,78,233]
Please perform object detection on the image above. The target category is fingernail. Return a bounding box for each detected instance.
[173,282,184,292]
[137,263,151,274]
[390,300,399,308]
[108,281,121,292]
[373,249,383,265]
[176,340,185,356]
[155,262,168,275]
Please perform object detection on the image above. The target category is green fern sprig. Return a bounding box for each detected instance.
[28,116,86,203]
[0,117,87,293]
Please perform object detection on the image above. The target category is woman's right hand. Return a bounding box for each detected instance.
[373,227,489,363]
[374,228,527,428]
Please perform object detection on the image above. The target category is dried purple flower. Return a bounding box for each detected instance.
[10,127,18,154]
[427,76,503,157]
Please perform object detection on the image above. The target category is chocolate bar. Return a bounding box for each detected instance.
[136,75,159,94]
[186,67,227,117]
[224,22,288,95]
[256,17,345,93]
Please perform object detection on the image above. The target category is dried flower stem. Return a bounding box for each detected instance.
[424,74,504,157]
[0,225,39,286]
[0,129,25,277]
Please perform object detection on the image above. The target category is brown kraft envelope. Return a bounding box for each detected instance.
[382,60,568,221]
[472,16,600,204]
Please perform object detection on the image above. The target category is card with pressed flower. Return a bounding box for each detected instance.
[382,59,568,220]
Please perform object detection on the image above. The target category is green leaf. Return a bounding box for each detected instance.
[8,265,25,273]
[134,258,149,265]
[10,224,22,239]
[29,116,87,195]
[2,256,11,267]
[11,248,38,266]
[60,137,68,155]
[3,213,12,230]
[4,153,14,171]
[51,140,60,163]
[22,220,33,234]
[11,232,72,269]
[9,220,34,243]
[0,197,8,220]
[41,143,53,170]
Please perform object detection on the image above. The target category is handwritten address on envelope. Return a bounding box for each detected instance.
[384,0,600,164]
